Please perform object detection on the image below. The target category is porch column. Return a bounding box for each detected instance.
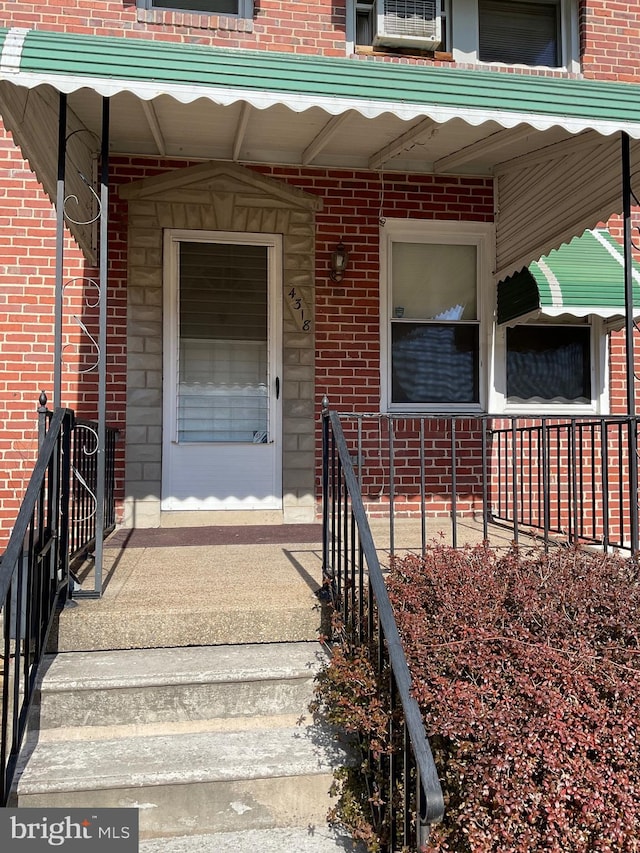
[622,132,639,554]
[54,93,67,408]
[93,97,110,596]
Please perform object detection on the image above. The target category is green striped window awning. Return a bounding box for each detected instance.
[497,229,640,327]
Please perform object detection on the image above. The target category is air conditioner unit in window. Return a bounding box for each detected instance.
[374,0,442,50]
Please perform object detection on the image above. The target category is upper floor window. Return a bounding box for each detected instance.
[348,0,578,72]
[478,0,560,67]
[453,0,578,71]
[138,0,253,15]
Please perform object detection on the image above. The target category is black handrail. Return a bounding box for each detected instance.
[322,399,445,849]
[0,407,75,805]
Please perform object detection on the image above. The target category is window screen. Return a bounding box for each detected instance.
[479,0,560,67]
[178,242,269,443]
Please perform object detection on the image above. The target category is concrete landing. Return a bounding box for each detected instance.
[54,525,326,651]
[52,518,524,653]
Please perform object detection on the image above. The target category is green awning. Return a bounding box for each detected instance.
[497,229,640,326]
[2,27,640,136]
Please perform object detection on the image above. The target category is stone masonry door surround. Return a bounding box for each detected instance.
[118,161,321,527]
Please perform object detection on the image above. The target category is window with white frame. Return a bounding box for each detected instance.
[491,316,607,414]
[478,0,561,67]
[452,0,578,70]
[507,324,590,403]
[381,220,492,411]
[137,0,253,15]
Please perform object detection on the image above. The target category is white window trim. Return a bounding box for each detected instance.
[451,0,579,74]
[489,315,610,416]
[380,218,494,413]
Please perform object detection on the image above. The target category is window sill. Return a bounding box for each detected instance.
[137,8,254,32]
[386,404,484,415]
[500,403,601,417]
[453,58,578,78]
[354,45,454,62]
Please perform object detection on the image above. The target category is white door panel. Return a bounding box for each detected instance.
[162,231,282,511]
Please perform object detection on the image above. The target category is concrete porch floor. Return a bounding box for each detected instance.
[51,517,526,653]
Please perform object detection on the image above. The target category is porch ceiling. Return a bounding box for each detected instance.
[2,27,640,275]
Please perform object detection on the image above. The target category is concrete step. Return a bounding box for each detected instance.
[16,724,348,837]
[16,642,356,843]
[139,826,365,852]
[34,642,327,730]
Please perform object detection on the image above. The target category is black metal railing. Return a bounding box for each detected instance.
[333,411,639,555]
[68,418,117,564]
[490,416,638,552]
[39,395,117,573]
[322,399,445,850]
[0,407,75,805]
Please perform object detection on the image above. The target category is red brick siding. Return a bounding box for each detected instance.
[581,1,640,80]
[0,139,129,546]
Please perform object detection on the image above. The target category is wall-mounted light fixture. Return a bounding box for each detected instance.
[329,240,349,283]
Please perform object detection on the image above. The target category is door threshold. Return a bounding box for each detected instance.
[159,510,285,528]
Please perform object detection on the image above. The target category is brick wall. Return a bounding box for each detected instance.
[0,135,81,542]
[0,1,347,55]
[581,1,640,80]
[0,139,129,546]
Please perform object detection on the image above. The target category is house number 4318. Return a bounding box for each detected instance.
[287,287,311,332]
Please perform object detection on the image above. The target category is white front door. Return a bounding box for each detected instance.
[162,230,282,511]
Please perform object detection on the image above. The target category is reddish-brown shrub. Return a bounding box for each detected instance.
[387,544,640,852]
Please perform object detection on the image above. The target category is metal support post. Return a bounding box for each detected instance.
[622,132,639,555]
[54,94,67,409]
[93,97,110,596]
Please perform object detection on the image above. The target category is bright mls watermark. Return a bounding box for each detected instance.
[0,809,139,851]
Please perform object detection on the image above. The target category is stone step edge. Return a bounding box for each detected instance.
[36,643,330,694]
[17,725,351,796]
[34,712,310,744]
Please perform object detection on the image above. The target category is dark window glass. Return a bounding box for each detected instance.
[479,0,560,67]
[356,1,376,45]
[391,322,480,404]
[506,325,591,403]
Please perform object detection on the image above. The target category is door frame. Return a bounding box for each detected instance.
[161,228,283,510]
